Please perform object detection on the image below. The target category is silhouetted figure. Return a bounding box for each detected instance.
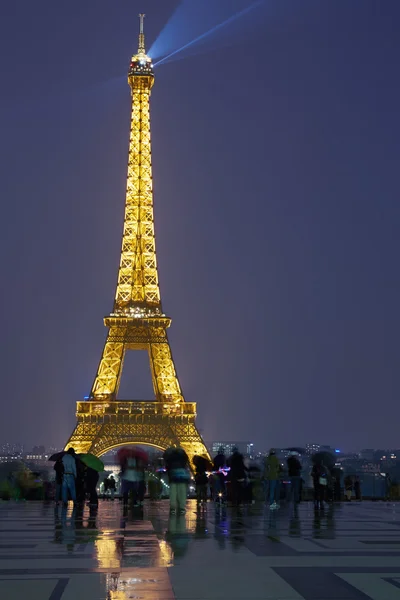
[213,447,227,503]
[287,451,302,504]
[104,475,116,500]
[331,467,342,502]
[228,447,246,507]
[354,475,361,501]
[86,466,99,507]
[312,462,329,510]
[108,475,116,499]
[75,458,86,505]
[344,475,353,501]
[54,459,64,505]
[193,455,208,509]
[264,449,281,509]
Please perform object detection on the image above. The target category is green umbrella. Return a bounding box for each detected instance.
[78,453,104,472]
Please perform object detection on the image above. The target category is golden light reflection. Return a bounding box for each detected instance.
[95,533,121,569]
[158,538,173,566]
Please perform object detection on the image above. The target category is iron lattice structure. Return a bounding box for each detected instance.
[66,16,209,464]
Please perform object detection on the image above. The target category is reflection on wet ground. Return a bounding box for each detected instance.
[0,499,400,598]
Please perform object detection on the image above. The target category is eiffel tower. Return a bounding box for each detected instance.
[65,15,209,464]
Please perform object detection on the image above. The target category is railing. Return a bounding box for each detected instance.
[76,400,196,417]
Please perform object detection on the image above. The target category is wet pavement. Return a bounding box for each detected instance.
[0,499,400,599]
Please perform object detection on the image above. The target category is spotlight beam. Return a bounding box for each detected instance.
[154,0,265,68]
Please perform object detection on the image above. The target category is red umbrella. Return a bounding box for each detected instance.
[116,447,148,466]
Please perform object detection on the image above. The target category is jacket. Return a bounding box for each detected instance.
[164,448,190,483]
[287,456,301,477]
[62,453,77,477]
[264,454,280,480]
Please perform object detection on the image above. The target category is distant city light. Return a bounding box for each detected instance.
[335,449,341,453]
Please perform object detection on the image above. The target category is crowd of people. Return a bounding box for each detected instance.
[53,445,363,514]
[54,448,100,507]
[54,447,147,508]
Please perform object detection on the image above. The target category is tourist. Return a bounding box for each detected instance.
[311,460,329,510]
[75,458,86,505]
[344,475,353,501]
[265,449,281,509]
[61,448,77,505]
[85,466,99,507]
[104,474,116,500]
[287,451,302,504]
[163,447,190,515]
[213,447,227,503]
[228,447,247,507]
[331,466,342,502]
[108,475,116,500]
[121,456,145,507]
[354,475,361,501]
[54,458,64,505]
[193,455,208,509]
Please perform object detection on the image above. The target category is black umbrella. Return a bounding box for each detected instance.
[48,451,66,462]
[311,451,335,467]
[193,455,212,471]
[247,465,261,472]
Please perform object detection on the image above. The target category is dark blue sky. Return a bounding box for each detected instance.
[0,0,399,451]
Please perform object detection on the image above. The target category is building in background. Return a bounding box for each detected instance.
[360,449,375,461]
[208,441,254,458]
[0,443,24,457]
[305,443,334,455]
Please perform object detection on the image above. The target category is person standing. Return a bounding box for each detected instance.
[311,461,328,510]
[193,457,208,509]
[228,447,247,508]
[108,475,116,500]
[344,475,353,501]
[86,466,99,507]
[265,449,281,509]
[61,448,77,506]
[103,476,110,498]
[354,475,361,501]
[54,458,64,505]
[331,466,342,502]
[164,447,190,515]
[213,447,227,503]
[121,456,145,507]
[287,451,302,504]
[75,458,86,506]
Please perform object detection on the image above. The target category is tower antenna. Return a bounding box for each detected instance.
[138,13,145,54]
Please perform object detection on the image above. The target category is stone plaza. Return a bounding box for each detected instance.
[0,500,400,599]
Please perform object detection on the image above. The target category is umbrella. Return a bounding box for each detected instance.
[248,464,261,472]
[48,451,66,462]
[78,453,104,472]
[312,451,335,468]
[193,455,213,471]
[193,455,208,470]
[116,447,148,465]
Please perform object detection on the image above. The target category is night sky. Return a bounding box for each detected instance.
[1,1,399,452]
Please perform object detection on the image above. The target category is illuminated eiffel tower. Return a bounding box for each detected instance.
[65,15,209,463]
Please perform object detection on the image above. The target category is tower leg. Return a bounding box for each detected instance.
[90,329,125,398]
